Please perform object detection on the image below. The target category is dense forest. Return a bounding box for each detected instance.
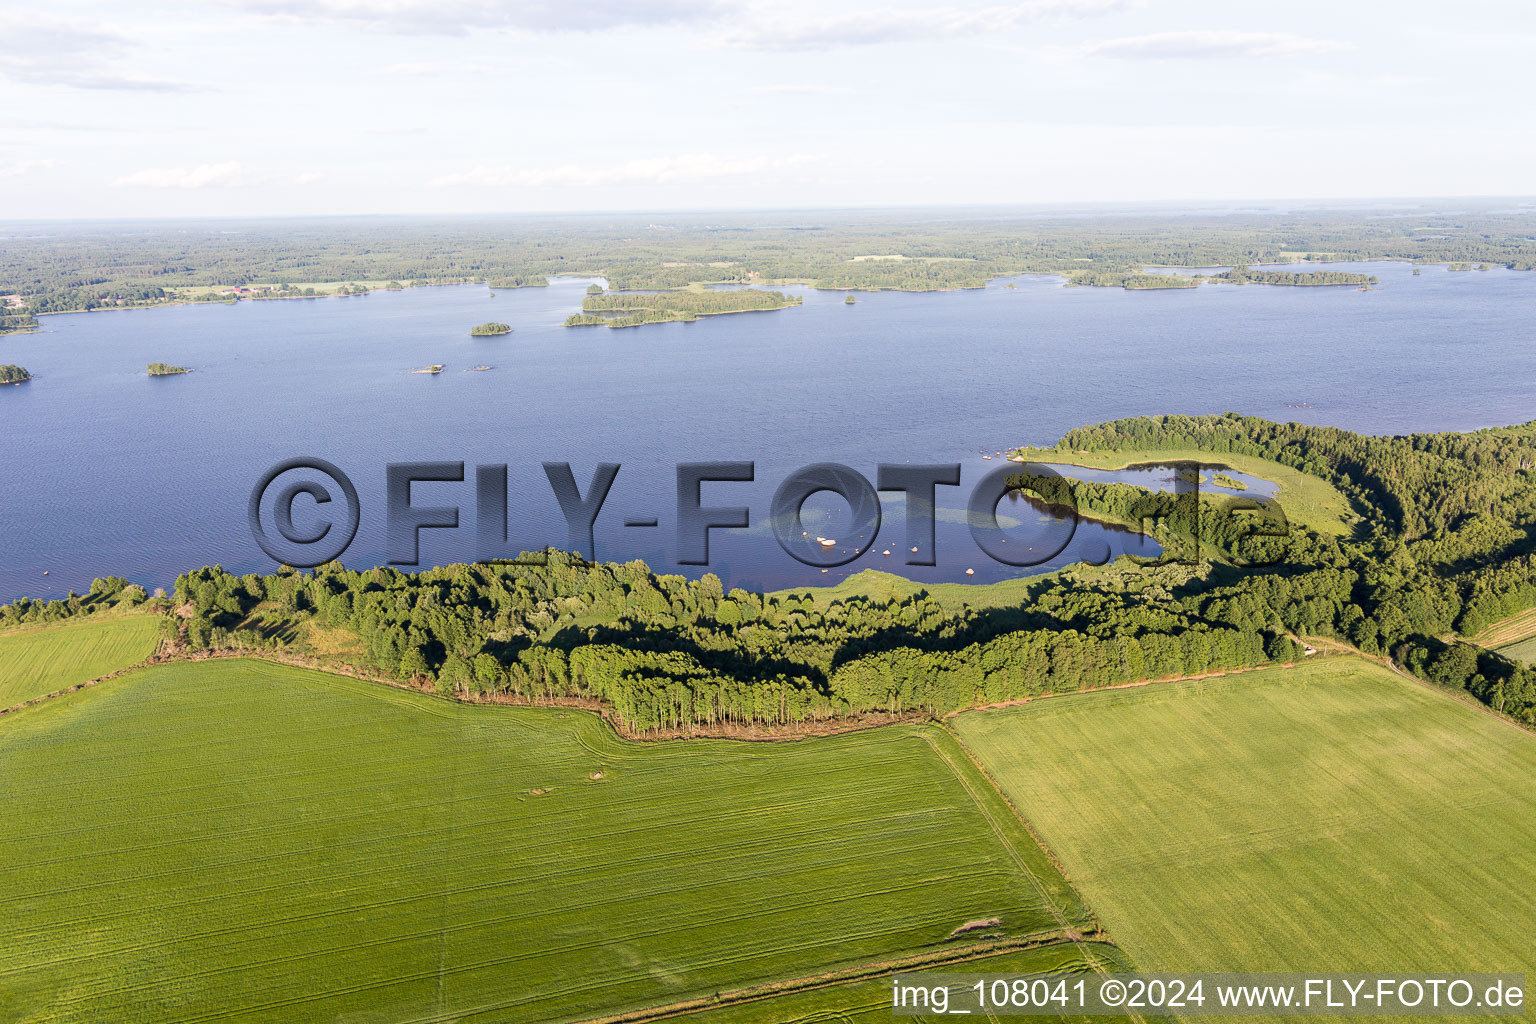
[8,415,1531,734]
[4,203,1535,318]
[0,364,31,383]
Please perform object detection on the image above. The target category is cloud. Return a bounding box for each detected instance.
[0,15,199,92]
[715,0,1132,51]
[111,164,326,189]
[0,159,58,178]
[1084,30,1348,60]
[235,0,720,35]
[431,153,818,188]
[113,162,255,189]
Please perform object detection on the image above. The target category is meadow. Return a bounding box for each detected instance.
[1496,636,1536,667]
[0,613,160,707]
[0,659,1090,1024]
[1009,446,1358,537]
[1471,607,1536,666]
[953,658,1536,980]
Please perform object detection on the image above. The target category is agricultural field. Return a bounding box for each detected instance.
[0,659,1091,1024]
[1495,635,1536,667]
[0,613,160,707]
[953,658,1536,979]
[1471,607,1536,666]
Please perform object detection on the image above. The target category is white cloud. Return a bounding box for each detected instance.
[715,0,1133,51]
[111,163,328,188]
[0,15,198,92]
[431,153,818,188]
[1084,30,1349,60]
[236,0,719,35]
[113,162,255,189]
[0,159,58,177]
[383,61,498,75]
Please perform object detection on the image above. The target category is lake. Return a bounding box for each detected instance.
[2,260,1534,601]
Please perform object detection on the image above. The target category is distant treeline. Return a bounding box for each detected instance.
[5,205,1535,316]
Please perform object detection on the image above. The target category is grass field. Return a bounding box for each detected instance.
[1009,446,1358,537]
[1495,635,1536,667]
[953,658,1536,980]
[0,613,160,707]
[0,659,1090,1024]
[1470,607,1536,666]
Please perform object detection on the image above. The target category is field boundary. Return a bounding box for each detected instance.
[1300,635,1536,738]
[563,930,1089,1024]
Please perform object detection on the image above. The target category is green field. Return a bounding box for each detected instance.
[954,659,1536,979]
[0,614,160,707]
[0,659,1090,1024]
[1471,607,1536,666]
[1009,446,1358,537]
[1496,635,1536,667]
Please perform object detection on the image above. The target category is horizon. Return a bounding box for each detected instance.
[4,193,1535,228]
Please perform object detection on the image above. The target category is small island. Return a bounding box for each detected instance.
[1210,472,1248,491]
[470,322,512,337]
[1215,266,1378,287]
[564,288,801,329]
[1,363,33,384]
[147,362,191,376]
[844,294,857,304]
[412,364,445,374]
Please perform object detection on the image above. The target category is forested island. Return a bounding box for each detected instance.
[1214,266,1379,287]
[470,322,512,336]
[9,414,1534,735]
[1068,271,1199,290]
[564,288,800,328]
[146,362,190,376]
[1,363,32,384]
[3,203,1534,319]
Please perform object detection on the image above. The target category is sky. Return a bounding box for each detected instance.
[2,0,1533,218]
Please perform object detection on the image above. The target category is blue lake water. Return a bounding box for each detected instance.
[2,260,1534,601]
